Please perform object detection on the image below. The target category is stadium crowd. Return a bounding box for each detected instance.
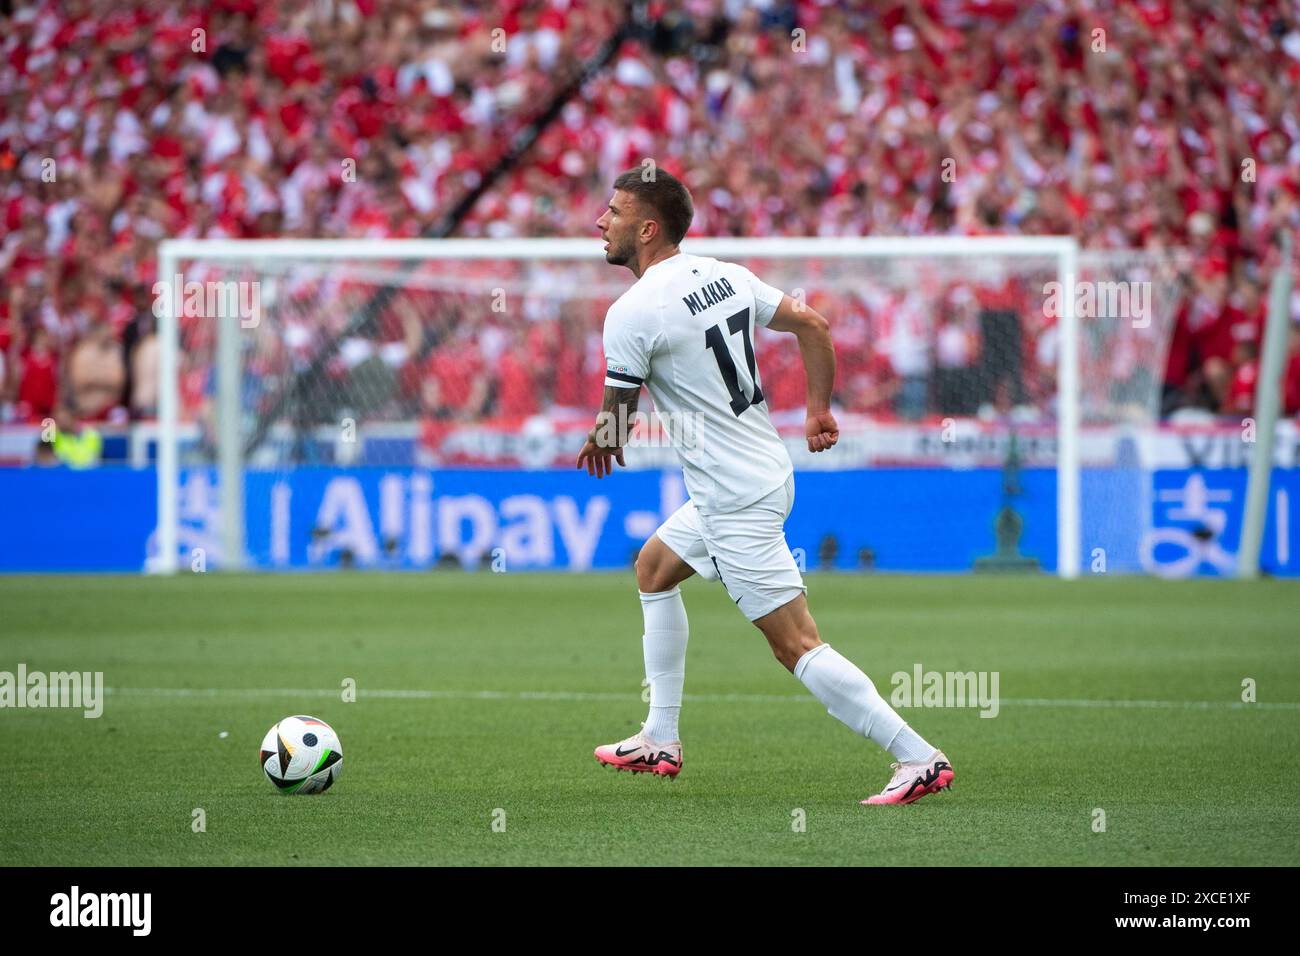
[3,0,1300,441]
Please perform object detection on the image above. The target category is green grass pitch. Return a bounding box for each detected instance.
[1,573,1297,866]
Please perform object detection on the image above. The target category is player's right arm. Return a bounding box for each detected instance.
[577,299,656,478]
[767,295,838,453]
[576,383,639,478]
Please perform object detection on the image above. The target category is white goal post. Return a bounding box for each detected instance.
[154,235,1082,577]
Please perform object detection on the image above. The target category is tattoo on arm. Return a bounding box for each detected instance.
[592,385,640,448]
[601,385,640,417]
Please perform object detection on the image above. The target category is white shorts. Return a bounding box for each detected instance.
[654,474,806,622]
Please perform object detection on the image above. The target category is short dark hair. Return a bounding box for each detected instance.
[612,166,694,244]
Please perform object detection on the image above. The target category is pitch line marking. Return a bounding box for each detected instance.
[101,687,1300,711]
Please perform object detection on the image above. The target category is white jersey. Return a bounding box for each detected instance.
[602,253,793,515]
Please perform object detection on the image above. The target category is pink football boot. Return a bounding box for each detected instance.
[594,731,682,777]
[861,751,954,805]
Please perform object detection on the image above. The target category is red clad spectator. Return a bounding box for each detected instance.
[1224,344,1259,416]
[551,333,587,409]
[495,345,539,419]
[1285,328,1300,418]
[762,339,807,413]
[16,327,58,423]
[425,338,486,418]
[1164,304,1194,393]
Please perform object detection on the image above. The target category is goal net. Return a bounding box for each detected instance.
[151,237,1181,577]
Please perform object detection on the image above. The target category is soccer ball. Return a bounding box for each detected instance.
[259,716,343,795]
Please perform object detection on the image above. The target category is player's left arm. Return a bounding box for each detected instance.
[767,295,839,453]
[576,383,640,478]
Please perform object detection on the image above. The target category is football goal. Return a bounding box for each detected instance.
[152,236,1188,578]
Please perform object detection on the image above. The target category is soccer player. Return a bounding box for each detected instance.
[576,168,953,805]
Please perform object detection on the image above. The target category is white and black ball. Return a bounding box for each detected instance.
[260,716,343,795]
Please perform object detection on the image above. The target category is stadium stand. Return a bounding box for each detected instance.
[2,0,1299,443]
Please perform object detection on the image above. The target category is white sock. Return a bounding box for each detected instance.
[640,588,688,744]
[793,643,935,763]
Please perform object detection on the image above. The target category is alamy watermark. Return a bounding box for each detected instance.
[592,407,703,451]
[1043,277,1152,329]
[0,664,103,718]
[152,273,262,328]
[50,886,150,936]
[890,664,1000,718]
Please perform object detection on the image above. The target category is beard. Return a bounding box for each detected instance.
[604,236,634,265]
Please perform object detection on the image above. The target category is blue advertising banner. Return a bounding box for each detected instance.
[0,466,1296,577]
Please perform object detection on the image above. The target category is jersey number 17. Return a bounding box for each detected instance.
[705,307,764,416]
